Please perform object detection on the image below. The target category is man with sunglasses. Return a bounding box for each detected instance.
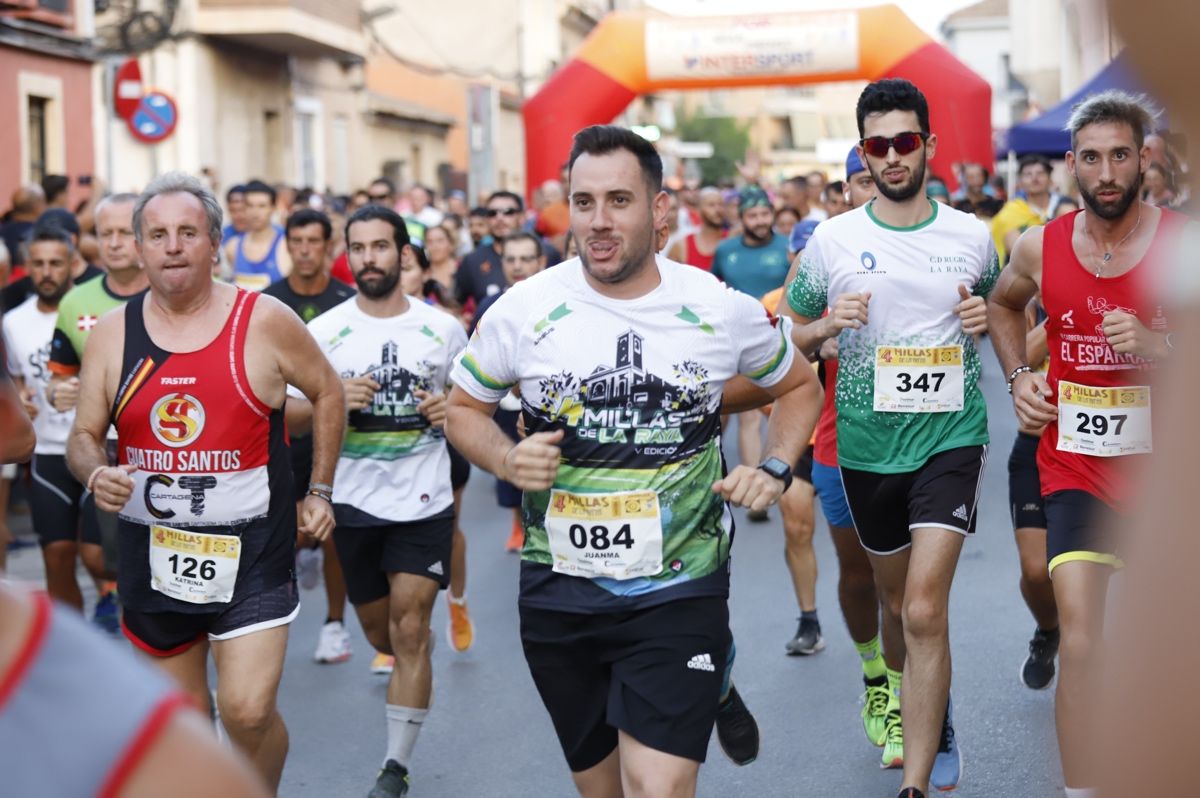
[453,191,527,311]
[786,79,997,798]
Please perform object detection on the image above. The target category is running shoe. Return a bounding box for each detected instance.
[715,684,759,766]
[370,652,395,675]
[861,675,889,747]
[446,596,474,652]
[880,709,904,769]
[897,789,925,798]
[296,544,322,591]
[1021,627,1059,690]
[314,620,352,664]
[785,616,825,656]
[92,591,120,635]
[505,517,524,552]
[930,697,962,792]
[367,759,409,798]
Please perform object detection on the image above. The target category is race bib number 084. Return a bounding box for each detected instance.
[545,489,663,581]
[1056,380,1152,457]
[149,524,241,604]
[874,345,964,413]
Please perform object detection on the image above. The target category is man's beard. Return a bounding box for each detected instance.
[742,222,773,244]
[36,280,68,304]
[1079,174,1142,221]
[868,155,927,202]
[354,266,401,298]
[580,229,653,286]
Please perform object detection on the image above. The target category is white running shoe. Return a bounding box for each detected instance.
[296,545,323,591]
[313,620,352,664]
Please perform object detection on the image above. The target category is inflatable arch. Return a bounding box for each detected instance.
[523,5,992,196]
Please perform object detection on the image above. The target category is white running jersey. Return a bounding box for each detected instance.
[4,296,72,455]
[307,297,467,523]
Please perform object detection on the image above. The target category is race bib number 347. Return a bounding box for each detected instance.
[545,489,663,581]
[149,524,241,604]
[874,345,964,413]
[1056,380,1152,457]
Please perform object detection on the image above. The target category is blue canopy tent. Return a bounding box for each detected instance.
[1003,54,1165,156]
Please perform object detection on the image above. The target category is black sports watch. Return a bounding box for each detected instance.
[758,457,793,492]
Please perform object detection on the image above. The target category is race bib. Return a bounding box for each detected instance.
[149,524,241,604]
[873,346,964,412]
[545,489,663,581]
[234,272,270,292]
[1056,381,1152,457]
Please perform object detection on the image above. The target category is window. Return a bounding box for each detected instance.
[27,96,48,184]
[3,0,73,29]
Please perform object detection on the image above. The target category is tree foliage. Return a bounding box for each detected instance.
[675,108,751,186]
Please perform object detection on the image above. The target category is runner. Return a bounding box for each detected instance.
[788,80,997,798]
[3,225,108,614]
[986,90,1184,798]
[446,125,820,797]
[305,204,467,797]
[666,186,724,271]
[263,208,356,665]
[224,180,290,292]
[66,172,345,792]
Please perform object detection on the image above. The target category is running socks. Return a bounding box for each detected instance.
[1063,788,1096,798]
[385,705,428,767]
[886,667,903,714]
[448,593,467,606]
[855,635,886,680]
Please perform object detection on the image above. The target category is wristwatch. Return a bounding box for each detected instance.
[758,457,793,492]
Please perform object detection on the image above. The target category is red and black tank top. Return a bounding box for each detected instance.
[1038,208,1184,505]
[112,289,295,613]
[684,233,715,272]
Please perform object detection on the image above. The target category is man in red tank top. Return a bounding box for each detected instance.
[987,91,1183,798]
[65,172,346,793]
[666,186,725,270]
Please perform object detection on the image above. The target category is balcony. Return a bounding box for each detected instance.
[194,0,366,60]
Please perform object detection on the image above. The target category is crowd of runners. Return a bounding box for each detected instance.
[0,76,1188,798]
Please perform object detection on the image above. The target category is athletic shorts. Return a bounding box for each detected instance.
[840,445,988,556]
[448,444,471,492]
[333,509,454,604]
[811,461,853,528]
[1045,489,1120,576]
[1008,432,1046,530]
[794,447,814,486]
[289,434,314,504]
[29,454,101,546]
[121,579,299,657]
[520,596,731,772]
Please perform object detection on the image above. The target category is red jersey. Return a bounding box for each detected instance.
[684,233,716,272]
[813,357,839,467]
[1037,208,1183,505]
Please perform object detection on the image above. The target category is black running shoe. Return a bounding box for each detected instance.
[1021,627,1060,690]
[367,760,409,798]
[715,684,760,766]
[785,616,826,656]
[897,788,925,798]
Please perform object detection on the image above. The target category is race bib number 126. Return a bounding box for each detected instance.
[149,524,241,604]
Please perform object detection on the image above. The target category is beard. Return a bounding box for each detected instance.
[868,155,927,202]
[1078,174,1142,220]
[742,221,773,244]
[354,265,401,298]
[580,227,654,286]
[35,280,68,304]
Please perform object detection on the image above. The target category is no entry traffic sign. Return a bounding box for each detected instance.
[127,91,178,144]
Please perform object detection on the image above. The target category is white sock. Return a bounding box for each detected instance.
[385,704,428,767]
[1063,788,1096,798]
[448,592,467,605]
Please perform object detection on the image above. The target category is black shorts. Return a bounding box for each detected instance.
[520,596,731,772]
[29,454,100,546]
[121,579,299,657]
[333,508,455,604]
[1045,489,1120,576]
[448,444,471,492]
[289,434,314,504]
[1008,432,1046,530]
[841,445,988,555]
[794,446,814,486]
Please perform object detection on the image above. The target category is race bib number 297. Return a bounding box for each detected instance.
[1056,380,1152,457]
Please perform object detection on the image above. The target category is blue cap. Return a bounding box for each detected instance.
[846,146,866,179]
[789,219,820,253]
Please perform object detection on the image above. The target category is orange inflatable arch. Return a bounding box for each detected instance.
[523,5,992,196]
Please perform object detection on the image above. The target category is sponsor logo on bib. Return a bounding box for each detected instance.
[151,393,205,448]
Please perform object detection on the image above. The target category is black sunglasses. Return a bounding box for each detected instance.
[487,208,522,218]
[860,132,928,159]
[367,193,392,201]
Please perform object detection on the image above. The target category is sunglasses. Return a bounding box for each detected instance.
[860,132,928,158]
[367,193,391,201]
[487,207,522,218]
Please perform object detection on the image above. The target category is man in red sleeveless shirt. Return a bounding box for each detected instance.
[988,91,1184,798]
[666,186,725,270]
[66,172,346,793]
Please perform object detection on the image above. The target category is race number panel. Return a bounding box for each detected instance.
[149,524,241,604]
[873,345,964,413]
[545,489,663,581]
[1056,380,1152,457]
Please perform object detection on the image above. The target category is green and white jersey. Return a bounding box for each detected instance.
[307,297,468,524]
[788,200,999,473]
[451,256,794,613]
[50,275,143,376]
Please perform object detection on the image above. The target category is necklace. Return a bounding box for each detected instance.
[1084,206,1142,278]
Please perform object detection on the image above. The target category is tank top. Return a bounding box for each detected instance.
[813,357,839,467]
[684,233,715,272]
[112,289,295,613]
[1037,208,1183,505]
[233,226,285,291]
[0,592,189,797]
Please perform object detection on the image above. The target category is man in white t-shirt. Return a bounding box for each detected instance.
[306,204,466,798]
[3,225,108,611]
[446,125,821,797]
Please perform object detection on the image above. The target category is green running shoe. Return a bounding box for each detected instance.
[880,710,904,769]
[367,760,409,798]
[861,675,889,747]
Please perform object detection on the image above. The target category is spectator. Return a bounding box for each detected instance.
[951,162,996,204]
[2,184,46,270]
